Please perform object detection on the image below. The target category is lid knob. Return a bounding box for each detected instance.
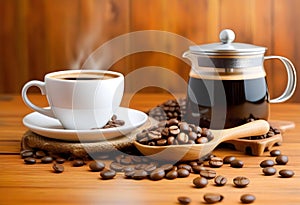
[219,29,235,44]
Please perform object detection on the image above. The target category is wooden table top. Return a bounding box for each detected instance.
[0,93,299,205]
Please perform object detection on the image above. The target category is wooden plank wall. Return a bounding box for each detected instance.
[0,0,299,102]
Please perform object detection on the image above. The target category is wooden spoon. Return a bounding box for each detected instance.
[134,120,270,162]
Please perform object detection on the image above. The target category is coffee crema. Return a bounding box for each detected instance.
[50,72,118,81]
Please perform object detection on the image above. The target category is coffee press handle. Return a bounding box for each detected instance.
[264,56,297,103]
[21,80,55,118]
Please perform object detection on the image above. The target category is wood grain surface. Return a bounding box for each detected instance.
[1,0,300,102]
[0,93,299,205]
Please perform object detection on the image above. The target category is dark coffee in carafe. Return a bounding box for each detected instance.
[185,72,269,129]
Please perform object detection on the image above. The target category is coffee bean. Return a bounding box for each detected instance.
[55,158,66,164]
[24,157,36,164]
[193,177,208,188]
[73,159,85,167]
[199,169,216,179]
[135,163,148,170]
[160,164,173,172]
[223,156,236,164]
[100,169,116,180]
[132,170,148,180]
[149,168,165,181]
[179,122,190,132]
[177,168,190,178]
[20,150,34,159]
[131,156,143,163]
[168,118,179,126]
[35,150,46,159]
[148,131,162,141]
[188,132,197,141]
[120,156,132,165]
[177,196,191,204]
[52,163,64,173]
[89,161,105,172]
[203,193,224,204]
[169,125,180,135]
[177,132,189,144]
[177,164,192,172]
[214,175,227,186]
[144,163,157,173]
[167,136,175,145]
[233,176,250,188]
[209,157,223,168]
[40,156,53,164]
[279,169,294,178]
[240,194,256,204]
[156,139,167,146]
[196,137,208,144]
[275,155,289,165]
[262,167,277,176]
[230,159,244,168]
[192,165,206,174]
[123,166,135,173]
[260,159,275,168]
[110,162,124,172]
[136,132,148,141]
[124,170,135,178]
[165,170,178,179]
[270,149,281,157]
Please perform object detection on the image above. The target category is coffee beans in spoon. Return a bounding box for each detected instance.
[136,119,214,146]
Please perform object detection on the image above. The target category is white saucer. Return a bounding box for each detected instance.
[23,107,148,142]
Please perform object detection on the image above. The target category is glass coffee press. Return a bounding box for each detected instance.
[183,29,297,129]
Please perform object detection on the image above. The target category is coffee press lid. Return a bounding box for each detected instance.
[189,29,266,55]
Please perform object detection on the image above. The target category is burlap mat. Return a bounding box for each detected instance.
[21,118,156,158]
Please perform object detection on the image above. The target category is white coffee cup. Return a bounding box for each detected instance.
[22,70,124,130]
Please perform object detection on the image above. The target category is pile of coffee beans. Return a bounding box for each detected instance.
[148,98,281,140]
[136,118,214,146]
[148,98,186,121]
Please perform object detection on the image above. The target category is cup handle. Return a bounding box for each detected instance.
[21,80,55,118]
[264,56,297,103]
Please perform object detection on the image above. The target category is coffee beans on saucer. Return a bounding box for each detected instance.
[92,115,125,129]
